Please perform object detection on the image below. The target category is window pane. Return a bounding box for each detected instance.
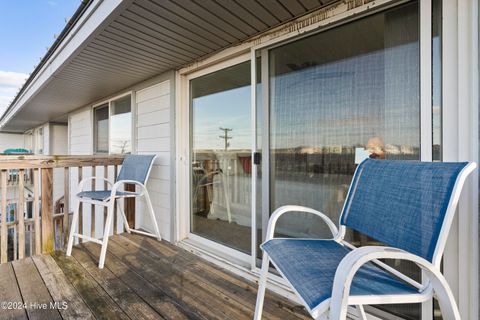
[37,128,44,154]
[94,105,109,153]
[110,96,132,154]
[190,61,252,253]
[268,2,420,318]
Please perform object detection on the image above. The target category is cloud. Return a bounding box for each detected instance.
[47,1,57,6]
[0,71,28,115]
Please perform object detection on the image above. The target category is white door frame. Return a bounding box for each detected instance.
[442,1,479,319]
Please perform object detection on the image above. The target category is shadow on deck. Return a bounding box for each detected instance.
[0,233,309,319]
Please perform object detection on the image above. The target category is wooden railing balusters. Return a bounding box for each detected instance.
[78,166,83,243]
[18,170,25,259]
[34,169,41,255]
[0,155,124,263]
[103,165,108,231]
[113,165,118,234]
[63,167,70,249]
[91,166,96,238]
[41,168,54,253]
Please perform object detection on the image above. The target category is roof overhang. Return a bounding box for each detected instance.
[1,0,336,132]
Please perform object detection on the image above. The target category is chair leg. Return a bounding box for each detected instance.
[355,305,367,320]
[144,189,161,241]
[117,198,131,233]
[220,174,232,223]
[254,253,270,320]
[66,198,80,256]
[98,200,114,269]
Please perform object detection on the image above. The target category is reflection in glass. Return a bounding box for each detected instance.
[110,96,132,154]
[432,0,442,162]
[267,2,420,318]
[94,105,109,153]
[36,128,44,154]
[190,61,252,253]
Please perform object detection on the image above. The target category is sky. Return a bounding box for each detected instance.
[0,0,79,114]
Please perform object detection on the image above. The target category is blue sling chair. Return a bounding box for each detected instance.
[254,159,476,320]
[67,155,161,269]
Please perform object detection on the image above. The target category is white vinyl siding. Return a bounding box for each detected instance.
[69,107,92,155]
[50,124,68,155]
[49,124,68,207]
[0,133,26,152]
[135,80,172,240]
[68,107,116,238]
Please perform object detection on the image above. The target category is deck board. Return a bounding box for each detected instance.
[82,242,204,320]
[0,234,309,320]
[51,251,130,320]
[31,254,94,320]
[0,263,28,320]
[12,257,62,320]
[122,233,310,320]
[70,246,164,320]
[107,236,247,319]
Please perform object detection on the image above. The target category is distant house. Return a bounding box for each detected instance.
[0,1,478,319]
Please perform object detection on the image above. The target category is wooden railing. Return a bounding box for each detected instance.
[0,155,126,263]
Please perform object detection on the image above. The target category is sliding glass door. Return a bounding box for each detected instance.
[263,1,420,240]
[187,0,441,318]
[190,60,252,254]
[256,2,422,319]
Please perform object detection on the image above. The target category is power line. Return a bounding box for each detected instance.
[219,127,232,151]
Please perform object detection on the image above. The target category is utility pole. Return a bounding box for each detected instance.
[219,127,232,151]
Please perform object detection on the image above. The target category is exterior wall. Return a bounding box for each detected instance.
[0,132,26,151]
[50,124,68,154]
[65,72,175,241]
[67,107,100,237]
[69,107,92,155]
[135,80,173,240]
[49,124,68,206]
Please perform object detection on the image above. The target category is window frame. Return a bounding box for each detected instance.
[92,92,134,155]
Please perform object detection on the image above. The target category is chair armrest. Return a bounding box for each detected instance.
[78,176,113,192]
[110,180,147,197]
[265,205,338,241]
[330,246,460,320]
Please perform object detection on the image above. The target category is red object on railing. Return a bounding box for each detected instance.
[238,156,252,174]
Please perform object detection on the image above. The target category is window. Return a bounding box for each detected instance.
[110,96,132,154]
[94,105,109,153]
[93,95,132,154]
[36,127,44,154]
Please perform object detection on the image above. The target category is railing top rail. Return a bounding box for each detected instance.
[0,155,124,169]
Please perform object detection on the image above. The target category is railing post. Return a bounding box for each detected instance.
[91,166,96,238]
[41,168,54,253]
[18,170,25,259]
[63,167,70,249]
[125,183,136,230]
[34,169,40,255]
[1,170,7,263]
[103,165,108,231]
[114,165,118,234]
[78,166,83,243]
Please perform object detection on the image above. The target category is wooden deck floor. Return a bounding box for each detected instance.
[0,233,309,320]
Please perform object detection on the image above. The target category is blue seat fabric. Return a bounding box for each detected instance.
[262,239,418,310]
[117,155,156,184]
[77,190,139,201]
[341,159,467,261]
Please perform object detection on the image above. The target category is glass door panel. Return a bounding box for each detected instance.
[190,61,252,254]
[265,2,421,318]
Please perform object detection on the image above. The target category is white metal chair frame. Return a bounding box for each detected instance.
[66,156,161,269]
[254,162,477,320]
[193,167,232,222]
